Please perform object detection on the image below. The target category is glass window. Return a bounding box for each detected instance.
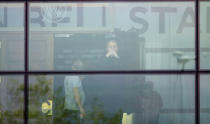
[29,74,195,124]
[200,74,210,124]
[0,75,24,124]
[0,1,203,124]
[0,3,24,71]
[29,2,195,71]
[200,1,210,70]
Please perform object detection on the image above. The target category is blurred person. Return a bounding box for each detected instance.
[141,81,163,124]
[100,40,124,123]
[64,60,86,124]
[102,40,123,70]
[106,40,119,59]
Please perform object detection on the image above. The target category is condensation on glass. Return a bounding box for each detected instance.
[0,3,24,71]
[0,75,24,124]
[29,74,195,124]
[29,2,195,71]
[200,2,210,69]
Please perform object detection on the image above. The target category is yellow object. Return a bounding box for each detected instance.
[122,113,133,124]
[41,100,52,115]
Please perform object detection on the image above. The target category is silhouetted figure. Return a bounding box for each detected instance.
[141,81,163,124]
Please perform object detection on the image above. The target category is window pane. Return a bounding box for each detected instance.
[200,74,210,124]
[0,3,24,71]
[29,74,195,124]
[200,2,210,69]
[0,75,24,123]
[29,2,195,71]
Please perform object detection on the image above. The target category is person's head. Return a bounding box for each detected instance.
[72,60,83,70]
[106,40,119,52]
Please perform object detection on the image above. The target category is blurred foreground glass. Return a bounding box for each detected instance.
[200,2,210,69]
[0,75,24,124]
[200,74,210,124]
[0,3,24,71]
[29,2,195,71]
[29,74,195,124]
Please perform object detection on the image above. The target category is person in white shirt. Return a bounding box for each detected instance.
[64,60,85,124]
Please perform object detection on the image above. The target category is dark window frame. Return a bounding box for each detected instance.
[0,0,208,124]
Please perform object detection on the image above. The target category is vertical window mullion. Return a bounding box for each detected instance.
[24,1,29,124]
[195,0,200,124]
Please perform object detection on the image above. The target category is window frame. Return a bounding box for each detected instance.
[0,0,206,124]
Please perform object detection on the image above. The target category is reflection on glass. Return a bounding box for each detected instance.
[29,74,195,124]
[200,74,210,124]
[0,3,24,70]
[200,2,210,69]
[0,75,24,123]
[29,2,195,70]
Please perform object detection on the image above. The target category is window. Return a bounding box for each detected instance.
[0,0,207,124]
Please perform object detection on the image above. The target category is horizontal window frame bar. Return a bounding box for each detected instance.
[1,70,210,75]
[0,0,198,2]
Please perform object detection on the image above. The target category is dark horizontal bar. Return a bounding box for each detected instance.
[0,71,25,75]
[199,70,210,73]
[28,0,195,2]
[0,0,197,2]
[2,0,210,3]
[0,70,198,75]
[0,0,23,2]
[1,70,210,75]
[27,71,197,75]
